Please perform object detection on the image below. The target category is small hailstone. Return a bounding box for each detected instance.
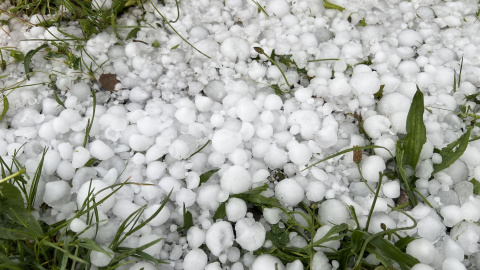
[183,249,208,270]
[251,254,285,270]
[90,247,113,267]
[406,239,436,265]
[275,178,304,206]
[226,198,247,222]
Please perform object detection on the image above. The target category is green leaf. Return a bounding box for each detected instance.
[126,27,140,40]
[470,178,480,195]
[402,86,426,171]
[152,40,161,48]
[367,236,420,270]
[24,43,48,80]
[432,127,471,174]
[10,50,24,62]
[213,201,226,221]
[199,169,220,186]
[0,95,9,123]
[324,0,345,11]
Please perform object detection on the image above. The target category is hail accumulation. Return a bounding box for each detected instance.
[1,0,480,269]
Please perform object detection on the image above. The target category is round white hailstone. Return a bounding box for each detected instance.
[363,115,390,139]
[306,181,326,202]
[417,215,444,242]
[252,254,285,270]
[311,251,331,270]
[221,165,252,194]
[329,76,351,96]
[460,199,480,222]
[129,134,154,152]
[442,257,466,270]
[183,249,208,270]
[220,37,250,62]
[275,179,304,206]
[143,204,170,226]
[112,199,140,220]
[236,98,259,122]
[43,181,71,206]
[443,236,464,261]
[176,188,197,208]
[44,150,61,175]
[264,144,289,168]
[263,207,282,224]
[226,198,247,222]
[286,260,303,270]
[411,264,435,270]
[318,199,350,225]
[89,140,114,160]
[206,221,234,256]
[235,217,266,251]
[70,82,90,101]
[175,107,196,124]
[315,125,338,148]
[248,61,267,81]
[361,155,386,182]
[351,72,380,95]
[195,95,213,112]
[377,93,411,116]
[382,181,400,198]
[90,247,113,267]
[72,147,91,168]
[288,110,321,140]
[440,205,463,227]
[398,29,423,47]
[374,135,396,160]
[264,94,283,110]
[294,88,313,102]
[406,239,436,264]
[187,226,206,248]
[300,33,318,49]
[212,129,243,154]
[287,142,312,165]
[196,184,221,211]
[77,180,115,213]
[264,0,290,18]
[313,225,341,252]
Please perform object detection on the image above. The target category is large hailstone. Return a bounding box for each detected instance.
[220,165,252,194]
[235,217,266,251]
[205,221,234,256]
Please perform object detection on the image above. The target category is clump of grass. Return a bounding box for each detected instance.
[0,151,170,269]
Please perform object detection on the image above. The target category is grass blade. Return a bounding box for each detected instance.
[0,95,9,122]
[432,127,471,174]
[402,86,426,171]
[24,43,48,80]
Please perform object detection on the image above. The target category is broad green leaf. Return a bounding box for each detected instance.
[213,201,226,221]
[324,0,345,11]
[24,43,48,80]
[0,95,9,123]
[402,87,426,172]
[471,178,480,195]
[199,168,220,186]
[432,127,471,174]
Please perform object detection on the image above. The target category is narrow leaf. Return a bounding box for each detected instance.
[0,95,9,122]
[432,127,471,174]
[213,201,226,221]
[24,43,48,80]
[402,86,426,171]
[199,168,219,186]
